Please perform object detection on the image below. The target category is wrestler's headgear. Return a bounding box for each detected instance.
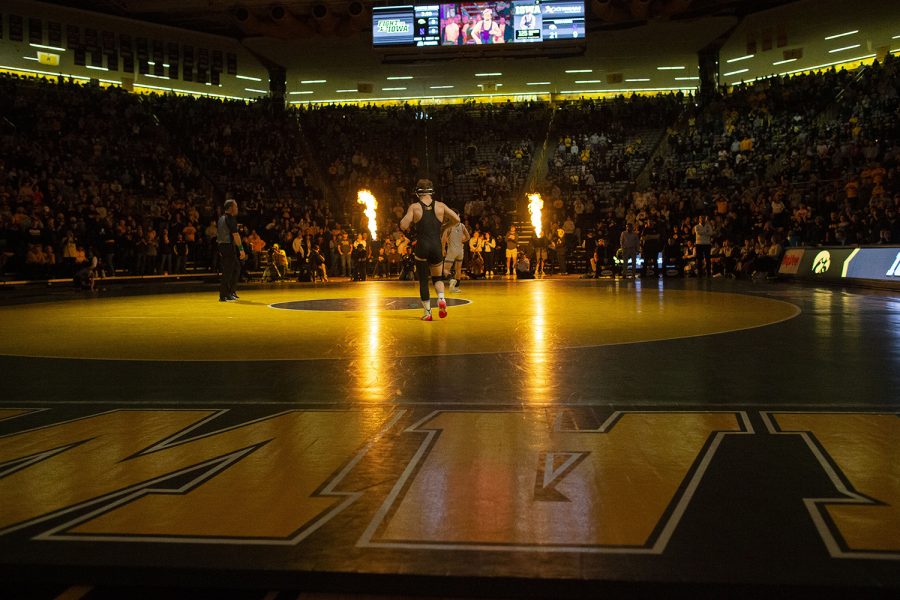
[415,179,435,197]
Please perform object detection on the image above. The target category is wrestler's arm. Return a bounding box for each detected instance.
[400,204,417,231]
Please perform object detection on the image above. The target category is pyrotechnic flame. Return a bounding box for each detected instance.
[357,190,378,241]
[528,193,543,238]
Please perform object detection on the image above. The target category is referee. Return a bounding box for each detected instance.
[218,199,246,301]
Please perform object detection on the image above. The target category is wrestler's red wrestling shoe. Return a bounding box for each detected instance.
[438,299,447,319]
[421,310,433,321]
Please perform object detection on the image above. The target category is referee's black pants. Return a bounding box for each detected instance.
[219,244,240,299]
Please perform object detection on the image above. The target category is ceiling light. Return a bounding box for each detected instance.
[625,78,650,82]
[674,76,700,81]
[383,87,407,91]
[430,85,454,89]
[575,80,602,84]
[23,56,39,61]
[30,43,66,52]
[559,86,698,94]
[387,76,413,80]
[236,75,262,81]
[824,30,858,40]
[475,72,502,77]
[779,53,875,76]
[526,82,551,85]
[656,66,685,70]
[244,88,268,94]
[289,91,314,95]
[336,89,356,93]
[2,64,89,80]
[565,69,593,73]
[829,44,861,53]
[772,58,797,65]
[300,79,326,84]
[723,68,749,77]
[726,55,754,63]
[86,65,108,71]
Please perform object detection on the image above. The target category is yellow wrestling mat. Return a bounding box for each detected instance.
[0,281,799,361]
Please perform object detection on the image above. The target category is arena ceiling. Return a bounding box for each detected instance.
[35,0,898,102]
[43,1,801,39]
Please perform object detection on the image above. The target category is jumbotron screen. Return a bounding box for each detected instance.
[372,1,585,47]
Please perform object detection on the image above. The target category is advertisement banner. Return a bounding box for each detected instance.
[778,249,804,275]
[798,248,855,281]
[841,247,900,282]
[779,246,900,286]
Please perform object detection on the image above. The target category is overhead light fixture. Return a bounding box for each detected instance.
[726,55,754,63]
[86,65,109,71]
[477,83,503,87]
[558,86,698,94]
[30,43,66,52]
[383,87,407,91]
[625,78,650,82]
[674,76,700,81]
[656,66,685,70]
[430,85,454,89]
[894,35,900,39]
[779,53,875,76]
[475,72,502,77]
[244,88,268,93]
[824,30,858,40]
[148,61,155,66]
[829,44,861,53]
[336,89,356,93]
[134,82,248,100]
[565,69,592,73]
[575,80,602,84]
[289,91,314,95]
[772,58,797,65]
[723,68,749,77]
[300,79,326,84]
[145,74,171,79]
[23,56,39,61]
[386,76,413,80]
[526,82,551,85]
[236,74,262,82]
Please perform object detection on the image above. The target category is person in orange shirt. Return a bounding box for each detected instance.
[246,230,266,271]
[844,176,859,204]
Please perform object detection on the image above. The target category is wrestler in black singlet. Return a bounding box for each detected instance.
[414,199,443,265]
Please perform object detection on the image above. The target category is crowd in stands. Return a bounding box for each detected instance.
[1,54,897,284]
[534,56,899,279]
[0,73,328,282]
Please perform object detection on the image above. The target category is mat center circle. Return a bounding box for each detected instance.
[270,297,472,312]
